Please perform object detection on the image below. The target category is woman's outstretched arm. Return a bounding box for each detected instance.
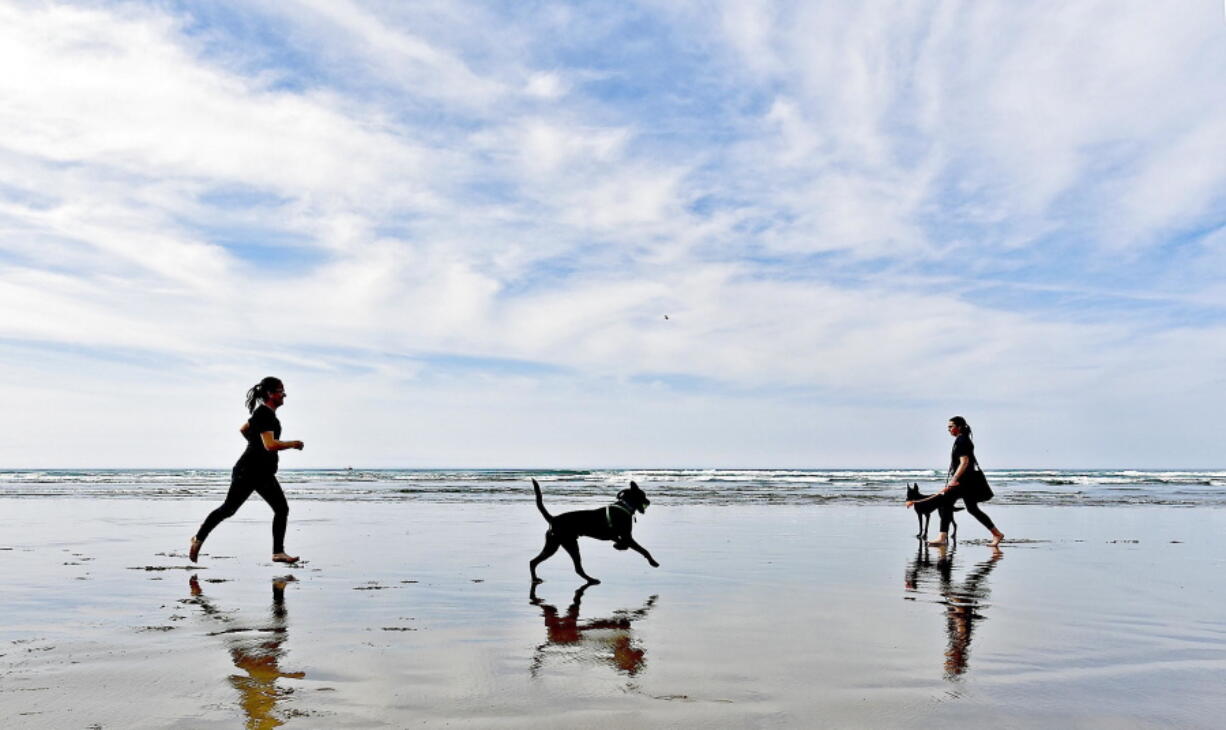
[259,431,304,451]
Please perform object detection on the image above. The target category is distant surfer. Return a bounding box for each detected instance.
[190,377,304,563]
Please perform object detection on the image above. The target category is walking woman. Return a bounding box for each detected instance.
[190,377,304,564]
[910,417,1004,548]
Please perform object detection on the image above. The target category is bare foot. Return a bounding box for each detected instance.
[990,532,1004,547]
[927,539,947,546]
[272,553,300,564]
[189,536,202,563]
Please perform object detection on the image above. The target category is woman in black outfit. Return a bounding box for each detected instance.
[190,377,304,564]
[914,416,1004,547]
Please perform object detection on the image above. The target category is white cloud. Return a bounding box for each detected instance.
[525,72,569,99]
[0,3,439,206]
[0,0,1223,467]
[1110,115,1226,246]
[513,119,629,176]
[707,0,1226,255]
[276,0,507,107]
[719,0,779,76]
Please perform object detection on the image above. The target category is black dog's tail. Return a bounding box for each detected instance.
[532,479,554,524]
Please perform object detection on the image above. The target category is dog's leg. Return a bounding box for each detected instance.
[560,539,600,584]
[917,511,927,539]
[620,537,660,568]
[530,532,560,584]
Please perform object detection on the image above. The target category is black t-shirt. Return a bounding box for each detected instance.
[235,405,281,475]
[950,434,975,477]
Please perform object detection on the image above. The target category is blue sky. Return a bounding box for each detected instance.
[0,0,1223,468]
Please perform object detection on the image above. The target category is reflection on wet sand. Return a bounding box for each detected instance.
[905,544,1003,679]
[529,583,657,678]
[186,575,305,729]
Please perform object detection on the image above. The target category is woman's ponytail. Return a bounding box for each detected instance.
[949,415,973,440]
[245,376,284,413]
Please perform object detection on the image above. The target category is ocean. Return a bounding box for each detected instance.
[1,468,1224,506]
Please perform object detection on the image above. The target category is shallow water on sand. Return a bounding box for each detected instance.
[1,500,1224,728]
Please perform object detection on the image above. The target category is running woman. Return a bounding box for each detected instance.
[190,377,304,563]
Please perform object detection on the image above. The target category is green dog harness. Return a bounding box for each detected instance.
[605,501,633,528]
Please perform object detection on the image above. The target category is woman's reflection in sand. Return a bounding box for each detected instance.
[905,544,1002,679]
[529,583,657,678]
[186,575,306,729]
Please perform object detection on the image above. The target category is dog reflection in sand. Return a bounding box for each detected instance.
[529,583,658,678]
[904,544,1002,679]
[186,575,305,729]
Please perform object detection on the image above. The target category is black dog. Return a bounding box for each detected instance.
[530,479,659,584]
[906,483,960,540]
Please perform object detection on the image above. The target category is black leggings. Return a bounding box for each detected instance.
[195,470,289,553]
[939,489,995,534]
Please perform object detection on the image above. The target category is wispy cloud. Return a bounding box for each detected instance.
[0,0,1222,467]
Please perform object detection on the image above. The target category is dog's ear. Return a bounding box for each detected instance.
[630,480,639,490]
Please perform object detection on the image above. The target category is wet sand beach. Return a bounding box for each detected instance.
[2,498,1225,728]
